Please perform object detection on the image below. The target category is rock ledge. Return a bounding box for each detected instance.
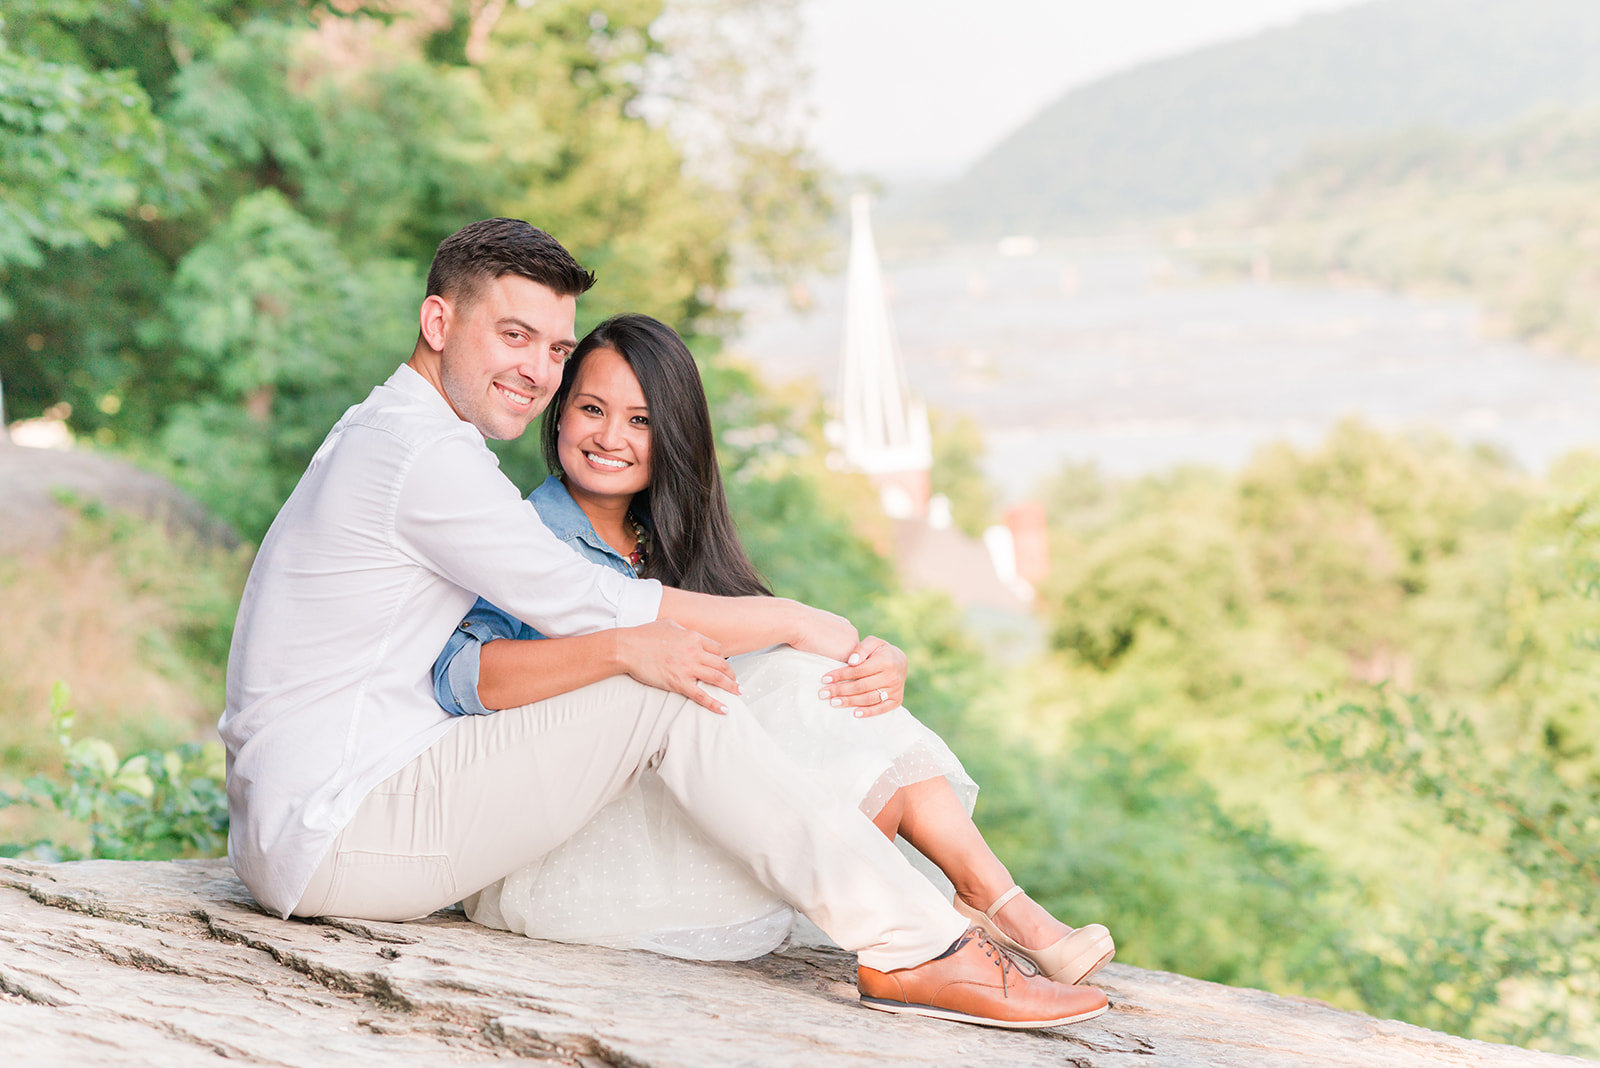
[0,858,1588,1066]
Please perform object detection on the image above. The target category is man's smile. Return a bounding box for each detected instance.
[494,381,535,409]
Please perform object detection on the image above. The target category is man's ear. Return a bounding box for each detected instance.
[418,294,451,352]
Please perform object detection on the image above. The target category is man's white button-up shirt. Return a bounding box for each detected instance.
[219,364,663,917]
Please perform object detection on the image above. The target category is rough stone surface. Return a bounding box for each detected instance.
[0,440,237,555]
[1,859,1591,1066]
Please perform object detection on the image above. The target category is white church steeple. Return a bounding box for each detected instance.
[835,193,932,518]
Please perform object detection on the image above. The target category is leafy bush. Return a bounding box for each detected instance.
[0,684,228,862]
[1305,689,1600,1054]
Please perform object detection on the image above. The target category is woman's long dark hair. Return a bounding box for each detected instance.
[542,314,772,598]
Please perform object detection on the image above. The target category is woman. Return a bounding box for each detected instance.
[431,314,1112,984]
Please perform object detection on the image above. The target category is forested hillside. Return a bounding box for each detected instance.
[929,0,1600,236]
[1199,108,1600,360]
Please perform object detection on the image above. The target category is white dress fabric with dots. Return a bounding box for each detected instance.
[462,645,978,960]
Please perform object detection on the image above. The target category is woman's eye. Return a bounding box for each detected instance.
[580,404,602,415]
[631,415,650,427]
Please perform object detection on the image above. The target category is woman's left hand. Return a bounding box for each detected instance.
[817,636,907,718]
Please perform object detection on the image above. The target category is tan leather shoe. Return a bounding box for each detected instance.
[954,886,1115,985]
[857,927,1109,1029]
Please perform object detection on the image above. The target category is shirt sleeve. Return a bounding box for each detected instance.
[430,597,536,716]
[394,430,663,638]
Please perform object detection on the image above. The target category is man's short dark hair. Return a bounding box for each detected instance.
[425,218,596,308]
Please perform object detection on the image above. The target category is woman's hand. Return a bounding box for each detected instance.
[817,636,907,718]
[783,600,860,662]
[616,620,740,714]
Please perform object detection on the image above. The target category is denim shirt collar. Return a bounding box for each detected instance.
[528,475,637,574]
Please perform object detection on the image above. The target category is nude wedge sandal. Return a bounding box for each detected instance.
[953,885,1115,986]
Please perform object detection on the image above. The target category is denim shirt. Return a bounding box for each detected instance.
[431,475,642,716]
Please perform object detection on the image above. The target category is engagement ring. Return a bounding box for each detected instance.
[878,688,889,703]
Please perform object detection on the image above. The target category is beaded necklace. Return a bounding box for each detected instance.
[626,512,650,573]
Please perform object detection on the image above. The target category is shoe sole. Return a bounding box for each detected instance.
[1045,945,1115,986]
[859,996,1109,1030]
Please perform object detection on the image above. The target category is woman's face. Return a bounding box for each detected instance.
[556,346,652,504]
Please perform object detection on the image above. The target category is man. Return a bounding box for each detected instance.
[220,218,1108,1030]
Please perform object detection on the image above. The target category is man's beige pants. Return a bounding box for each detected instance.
[293,675,968,971]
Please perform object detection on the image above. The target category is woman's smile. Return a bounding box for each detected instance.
[584,451,632,470]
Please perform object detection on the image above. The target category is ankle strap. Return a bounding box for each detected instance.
[986,885,1025,921]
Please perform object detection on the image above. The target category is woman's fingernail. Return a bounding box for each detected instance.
[821,674,834,684]
[848,654,862,665]
[830,698,843,708]
[818,688,830,700]
[853,709,866,718]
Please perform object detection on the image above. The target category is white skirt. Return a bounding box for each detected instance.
[462,645,978,960]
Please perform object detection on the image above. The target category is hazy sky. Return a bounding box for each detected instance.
[802,0,1364,180]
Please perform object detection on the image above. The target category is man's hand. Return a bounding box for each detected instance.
[817,636,908,718]
[783,600,860,662]
[616,620,740,714]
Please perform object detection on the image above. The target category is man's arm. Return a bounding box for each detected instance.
[656,587,859,662]
[434,598,740,716]
[397,435,851,706]
[446,589,856,717]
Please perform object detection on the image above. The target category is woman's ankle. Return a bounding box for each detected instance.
[991,890,1074,951]
[953,879,1012,916]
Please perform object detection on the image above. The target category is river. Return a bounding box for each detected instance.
[729,238,1600,501]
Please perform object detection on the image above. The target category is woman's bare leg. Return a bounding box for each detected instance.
[870,787,905,840]
[886,777,1075,952]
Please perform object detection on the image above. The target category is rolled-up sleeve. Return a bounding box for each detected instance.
[431,598,535,716]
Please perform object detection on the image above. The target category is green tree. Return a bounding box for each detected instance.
[1305,687,1600,1054]
[1,0,827,536]
[930,411,996,538]
[151,190,419,534]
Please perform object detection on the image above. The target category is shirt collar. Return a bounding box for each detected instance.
[387,362,466,424]
[528,475,647,568]
[528,476,595,541]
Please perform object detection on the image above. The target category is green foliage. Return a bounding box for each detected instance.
[0,497,248,852]
[859,584,1346,993]
[929,411,995,538]
[728,469,892,617]
[1032,421,1600,1053]
[1501,457,1600,762]
[1217,109,1600,361]
[991,732,1341,990]
[1304,690,1600,1052]
[154,189,418,535]
[649,0,831,280]
[0,683,228,862]
[1050,473,1248,674]
[0,30,161,317]
[0,0,826,532]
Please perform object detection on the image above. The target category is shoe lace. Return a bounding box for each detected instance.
[962,927,1033,994]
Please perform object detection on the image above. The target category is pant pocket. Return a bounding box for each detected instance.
[315,850,456,922]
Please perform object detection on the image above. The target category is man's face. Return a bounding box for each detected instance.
[436,275,579,440]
